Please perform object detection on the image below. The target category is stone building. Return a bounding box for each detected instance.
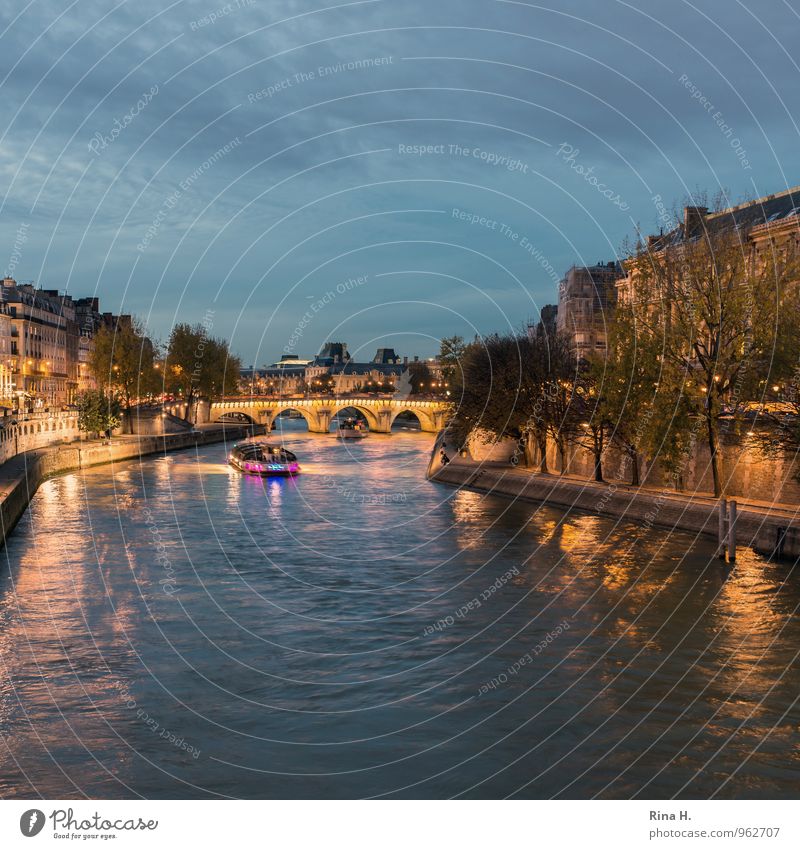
[617,186,800,304]
[372,347,402,364]
[0,307,13,406]
[327,362,404,393]
[556,262,622,358]
[1,278,79,409]
[75,297,102,394]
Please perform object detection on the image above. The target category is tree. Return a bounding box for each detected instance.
[407,361,434,395]
[76,390,121,437]
[591,305,693,486]
[89,318,159,413]
[626,223,800,496]
[526,324,579,474]
[567,364,611,482]
[751,282,800,474]
[165,323,242,418]
[447,334,517,450]
[438,335,466,384]
[446,330,579,470]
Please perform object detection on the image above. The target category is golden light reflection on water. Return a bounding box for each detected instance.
[0,477,140,781]
[450,489,495,550]
[2,432,800,798]
[700,548,794,720]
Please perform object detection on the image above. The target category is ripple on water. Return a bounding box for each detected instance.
[0,428,799,798]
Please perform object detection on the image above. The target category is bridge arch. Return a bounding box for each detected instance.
[389,406,437,432]
[330,404,382,432]
[213,409,259,424]
[268,405,320,432]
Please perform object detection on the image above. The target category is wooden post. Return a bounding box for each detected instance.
[718,498,727,560]
[728,499,737,562]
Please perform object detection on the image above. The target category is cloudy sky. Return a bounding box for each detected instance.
[2,0,799,364]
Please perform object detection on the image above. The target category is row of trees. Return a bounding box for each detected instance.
[446,222,800,496]
[78,319,241,435]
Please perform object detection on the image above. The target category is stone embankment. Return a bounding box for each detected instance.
[429,456,800,561]
[0,424,256,546]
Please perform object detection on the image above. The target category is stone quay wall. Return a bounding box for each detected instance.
[0,424,255,547]
[0,412,81,465]
[430,459,800,561]
[466,421,800,505]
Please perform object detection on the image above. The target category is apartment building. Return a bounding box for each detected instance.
[0,278,81,409]
[0,307,13,406]
[556,262,622,358]
[617,187,800,304]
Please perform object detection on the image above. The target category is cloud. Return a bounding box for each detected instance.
[2,0,799,358]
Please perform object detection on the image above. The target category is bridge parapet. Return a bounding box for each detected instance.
[206,396,451,433]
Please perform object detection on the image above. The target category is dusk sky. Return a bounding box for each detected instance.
[2,0,798,364]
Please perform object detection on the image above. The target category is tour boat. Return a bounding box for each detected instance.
[228,442,300,476]
[336,417,368,439]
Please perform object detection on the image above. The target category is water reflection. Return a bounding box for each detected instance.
[0,424,798,799]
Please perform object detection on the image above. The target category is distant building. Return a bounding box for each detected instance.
[1,278,80,409]
[241,365,305,395]
[244,343,417,395]
[618,187,800,305]
[557,262,621,358]
[271,354,313,369]
[528,304,558,339]
[75,297,102,394]
[540,304,558,331]
[317,341,349,363]
[0,308,12,406]
[372,347,401,364]
[328,361,404,393]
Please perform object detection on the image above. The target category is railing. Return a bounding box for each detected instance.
[212,393,450,403]
[0,412,81,465]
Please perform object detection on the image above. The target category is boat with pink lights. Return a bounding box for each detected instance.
[228,442,300,476]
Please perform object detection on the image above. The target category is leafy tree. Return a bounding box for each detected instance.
[626,224,800,496]
[528,325,579,473]
[77,390,121,437]
[591,305,693,486]
[438,335,466,384]
[446,330,579,470]
[447,334,518,450]
[165,323,242,417]
[89,319,158,413]
[407,361,435,395]
[567,364,611,482]
[751,283,800,474]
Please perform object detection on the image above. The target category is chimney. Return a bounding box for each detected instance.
[403,356,408,366]
[683,205,708,234]
[414,355,419,362]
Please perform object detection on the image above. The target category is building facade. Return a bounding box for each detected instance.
[556,262,621,358]
[0,307,13,406]
[617,188,800,305]
[75,297,103,394]
[1,278,80,409]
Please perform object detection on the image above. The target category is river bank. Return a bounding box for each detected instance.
[0,423,258,546]
[429,455,800,561]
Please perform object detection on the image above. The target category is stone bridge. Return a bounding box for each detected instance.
[173,396,451,434]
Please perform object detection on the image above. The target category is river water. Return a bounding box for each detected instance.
[1,421,798,799]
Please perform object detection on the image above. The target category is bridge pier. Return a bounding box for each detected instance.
[370,410,394,434]
[427,411,448,433]
[309,409,332,434]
